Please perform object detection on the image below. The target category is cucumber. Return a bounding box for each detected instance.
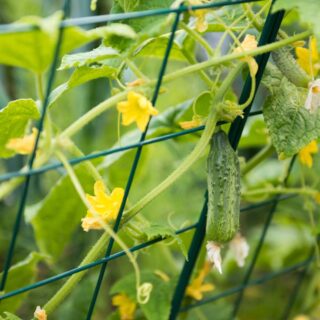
[272,47,310,88]
[206,130,240,243]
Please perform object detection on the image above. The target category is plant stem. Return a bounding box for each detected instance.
[243,187,318,198]
[41,63,243,315]
[180,21,215,57]
[57,31,310,139]
[59,90,127,138]
[241,144,275,176]
[122,63,243,224]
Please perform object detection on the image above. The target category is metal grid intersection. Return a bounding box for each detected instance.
[0,1,313,319]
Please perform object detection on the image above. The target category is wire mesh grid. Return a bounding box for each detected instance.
[0,1,313,319]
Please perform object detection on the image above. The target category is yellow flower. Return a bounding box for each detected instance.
[293,316,310,320]
[81,181,124,232]
[6,127,38,155]
[298,140,318,168]
[117,91,158,131]
[315,192,320,204]
[296,37,320,77]
[34,306,47,320]
[186,261,215,300]
[179,115,203,129]
[112,293,136,320]
[234,34,258,77]
[189,0,211,33]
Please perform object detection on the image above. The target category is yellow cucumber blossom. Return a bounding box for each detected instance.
[229,233,250,268]
[234,34,258,77]
[117,91,158,131]
[112,293,136,320]
[81,180,124,232]
[296,37,320,77]
[293,316,310,320]
[298,140,318,168]
[34,306,47,320]
[186,260,215,300]
[6,127,38,155]
[189,0,211,33]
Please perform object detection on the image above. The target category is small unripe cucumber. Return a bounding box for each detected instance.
[206,130,240,243]
[272,47,310,88]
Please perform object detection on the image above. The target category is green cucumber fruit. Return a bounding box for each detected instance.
[272,47,310,88]
[206,130,241,243]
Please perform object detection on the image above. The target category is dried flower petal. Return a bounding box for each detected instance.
[34,306,47,320]
[304,79,320,113]
[229,233,250,268]
[206,241,223,274]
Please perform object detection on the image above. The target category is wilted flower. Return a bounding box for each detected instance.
[229,233,250,268]
[34,306,47,320]
[112,293,136,320]
[186,260,215,300]
[304,79,320,113]
[179,115,203,129]
[234,34,258,77]
[206,241,222,274]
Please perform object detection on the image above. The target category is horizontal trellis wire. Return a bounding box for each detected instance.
[0,1,314,320]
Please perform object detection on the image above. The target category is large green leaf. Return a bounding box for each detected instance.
[49,65,118,107]
[0,99,40,158]
[26,164,95,260]
[0,252,44,314]
[59,46,119,70]
[0,313,22,320]
[134,37,186,61]
[110,271,175,320]
[0,12,108,73]
[273,1,320,49]
[263,77,320,159]
[111,0,174,35]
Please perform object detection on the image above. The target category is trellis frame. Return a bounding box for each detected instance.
[0,1,313,319]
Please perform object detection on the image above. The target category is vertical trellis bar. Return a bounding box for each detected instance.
[0,0,71,292]
[170,3,285,319]
[85,7,183,320]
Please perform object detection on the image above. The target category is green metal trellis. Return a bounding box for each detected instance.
[0,1,314,319]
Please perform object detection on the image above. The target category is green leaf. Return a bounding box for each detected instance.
[142,224,187,259]
[0,99,40,158]
[49,65,118,107]
[111,0,174,35]
[110,271,175,320]
[0,313,22,320]
[0,12,106,72]
[0,252,44,314]
[59,46,119,70]
[116,0,140,12]
[263,77,320,159]
[134,37,186,61]
[239,117,268,148]
[27,164,95,260]
[98,100,194,170]
[273,1,320,49]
